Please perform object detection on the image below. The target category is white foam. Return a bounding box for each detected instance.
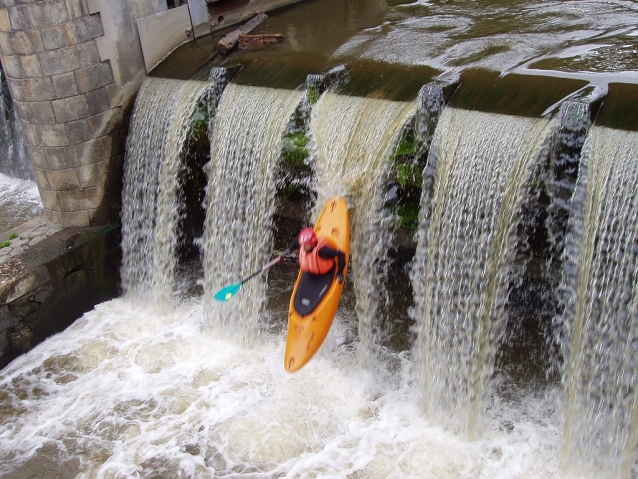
[0,172,42,231]
[0,297,574,478]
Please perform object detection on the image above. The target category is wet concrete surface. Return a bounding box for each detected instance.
[0,216,63,270]
[0,217,121,368]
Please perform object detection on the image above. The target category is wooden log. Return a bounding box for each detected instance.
[216,13,268,56]
[238,33,284,50]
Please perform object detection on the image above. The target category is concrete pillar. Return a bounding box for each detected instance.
[0,0,164,227]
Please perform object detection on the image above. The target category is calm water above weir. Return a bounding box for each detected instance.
[2,0,638,478]
[159,0,638,96]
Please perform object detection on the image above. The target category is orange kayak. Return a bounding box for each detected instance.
[284,196,350,372]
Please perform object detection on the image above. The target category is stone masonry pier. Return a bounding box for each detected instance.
[0,0,128,227]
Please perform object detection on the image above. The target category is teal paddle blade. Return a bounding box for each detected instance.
[214,282,242,301]
[212,256,284,302]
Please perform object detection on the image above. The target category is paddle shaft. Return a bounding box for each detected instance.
[214,255,289,301]
[240,255,284,285]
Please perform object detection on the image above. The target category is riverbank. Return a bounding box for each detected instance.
[0,218,121,369]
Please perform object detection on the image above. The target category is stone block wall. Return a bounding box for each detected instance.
[0,0,126,226]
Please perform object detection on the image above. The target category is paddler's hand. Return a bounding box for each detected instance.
[337,273,344,284]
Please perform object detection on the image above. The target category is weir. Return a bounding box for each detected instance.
[559,127,638,477]
[202,83,305,343]
[92,68,638,477]
[2,0,638,476]
[3,70,638,477]
[121,77,211,307]
[546,101,593,276]
[411,108,555,437]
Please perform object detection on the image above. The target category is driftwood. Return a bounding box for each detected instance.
[216,13,268,56]
[238,33,284,50]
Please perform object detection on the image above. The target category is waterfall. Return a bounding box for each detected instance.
[410,107,555,437]
[559,126,638,479]
[5,75,638,477]
[0,64,29,180]
[121,77,210,306]
[309,92,416,367]
[202,84,304,344]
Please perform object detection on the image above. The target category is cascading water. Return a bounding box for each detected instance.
[202,84,304,344]
[0,173,42,232]
[121,77,210,306]
[3,86,638,478]
[410,107,556,438]
[559,126,638,479]
[0,64,29,181]
[309,92,416,368]
[0,63,41,231]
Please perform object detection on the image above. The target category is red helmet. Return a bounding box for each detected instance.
[298,227,317,247]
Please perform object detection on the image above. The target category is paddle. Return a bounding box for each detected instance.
[213,255,285,301]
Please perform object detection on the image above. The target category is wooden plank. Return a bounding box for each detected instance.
[216,13,268,56]
[238,33,284,49]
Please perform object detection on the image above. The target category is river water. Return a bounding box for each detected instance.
[0,284,566,479]
[192,0,638,92]
[331,0,638,78]
[0,173,42,233]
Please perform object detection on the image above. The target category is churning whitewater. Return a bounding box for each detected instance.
[0,291,565,479]
[0,173,42,231]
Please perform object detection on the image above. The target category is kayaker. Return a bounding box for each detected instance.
[284,227,346,283]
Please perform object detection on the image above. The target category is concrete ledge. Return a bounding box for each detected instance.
[0,223,121,368]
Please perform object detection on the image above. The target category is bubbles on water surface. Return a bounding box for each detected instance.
[0,294,572,479]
